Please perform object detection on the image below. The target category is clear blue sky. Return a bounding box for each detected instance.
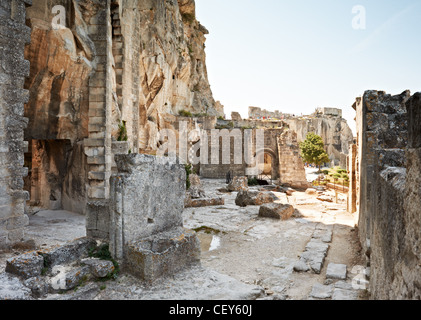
[196,0,421,135]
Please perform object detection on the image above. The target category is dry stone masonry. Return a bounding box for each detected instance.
[348,90,421,300]
[0,0,32,248]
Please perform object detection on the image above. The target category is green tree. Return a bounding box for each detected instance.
[299,133,330,172]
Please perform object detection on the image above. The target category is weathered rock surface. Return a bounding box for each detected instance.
[309,283,333,299]
[227,176,248,192]
[235,190,278,207]
[188,174,205,199]
[5,251,44,279]
[350,90,421,300]
[305,188,317,195]
[326,263,347,280]
[258,203,294,220]
[38,237,97,270]
[317,194,333,203]
[0,273,32,300]
[81,258,115,278]
[284,109,354,168]
[23,276,49,298]
[136,0,223,151]
[294,238,330,274]
[185,195,224,208]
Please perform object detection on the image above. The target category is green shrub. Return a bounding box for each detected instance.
[88,244,120,281]
[248,177,259,186]
[332,173,341,179]
[179,110,193,117]
[185,164,193,190]
[117,121,128,142]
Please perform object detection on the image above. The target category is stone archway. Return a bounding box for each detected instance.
[254,148,280,181]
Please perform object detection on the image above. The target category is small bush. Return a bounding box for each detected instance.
[248,177,259,186]
[181,12,196,24]
[117,121,128,142]
[185,164,193,190]
[179,110,193,117]
[88,244,120,281]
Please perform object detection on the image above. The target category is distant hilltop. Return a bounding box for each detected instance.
[248,106,343,120]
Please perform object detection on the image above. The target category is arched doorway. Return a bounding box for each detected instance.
[253,149,280,182]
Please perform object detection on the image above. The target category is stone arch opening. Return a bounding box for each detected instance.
[254,148,280,182]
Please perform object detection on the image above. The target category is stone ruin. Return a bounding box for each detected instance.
[109,154,200,282]
[0,0,314,285]
[347,90,421,300]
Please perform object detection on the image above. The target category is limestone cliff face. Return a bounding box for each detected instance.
[133,0,221,150]
[24,0,219,149]
[24,0,93,143]
[284,115,354,167]
[22,0,219,211]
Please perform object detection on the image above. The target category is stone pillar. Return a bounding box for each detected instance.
[84,0,113,239]
[277,131,309,189]
[0,0,32,248]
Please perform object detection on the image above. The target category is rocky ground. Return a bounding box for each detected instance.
[0,171,367,300]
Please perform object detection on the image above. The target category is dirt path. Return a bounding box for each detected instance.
[184,179,366,300]
[0,179,367,300]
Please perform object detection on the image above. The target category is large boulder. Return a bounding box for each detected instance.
[235,190,278,207]
[5,252,44,280]
[258,203,295,220]
[227,176,248,192]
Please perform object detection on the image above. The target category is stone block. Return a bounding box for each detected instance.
[110,154,185,250]
[258,203,294,220]
[184,196,224,208]
[50,265,91,291]
[125,228,201,283]
[81,258,115,278]
[332,288,359,300]
[5,251,44,279]
[309,283,333,299]
[227,176,248,192]
[326,263,347,280]
[235,190,278,207]
[23,277,49,298]
[38,237,97,271]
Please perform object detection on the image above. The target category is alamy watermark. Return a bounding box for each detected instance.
[352,5,366,30]
[156,122,266,176]
[52,5,66,30]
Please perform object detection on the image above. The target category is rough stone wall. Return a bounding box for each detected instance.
[0,0,32,247]
[277,130,308,189]
[199,128,307,186]
[351,90,421,299]
[247,107,354,168]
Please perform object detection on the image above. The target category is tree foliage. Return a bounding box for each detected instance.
[299,133,330,168]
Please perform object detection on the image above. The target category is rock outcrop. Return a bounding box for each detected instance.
[135,0,221,150]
